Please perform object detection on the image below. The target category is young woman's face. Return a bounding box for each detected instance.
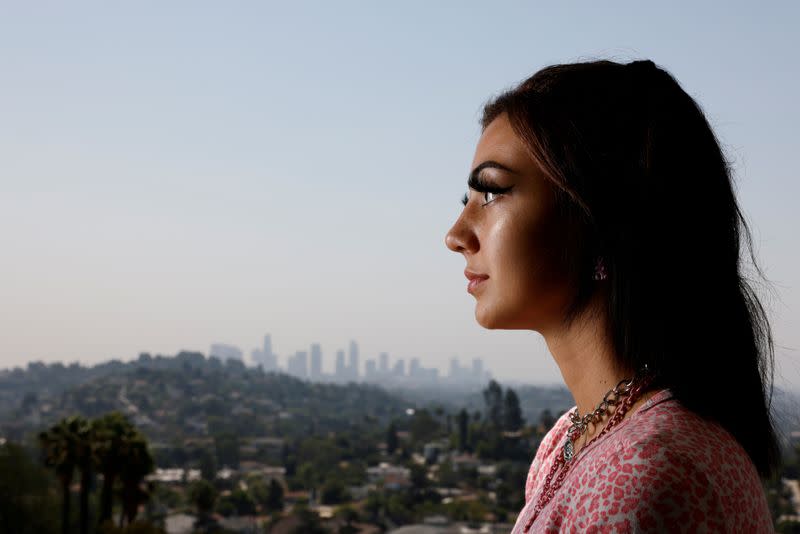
[445,113,572,332]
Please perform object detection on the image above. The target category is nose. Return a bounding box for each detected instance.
[445,212,478,254]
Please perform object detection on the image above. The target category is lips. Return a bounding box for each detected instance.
[465,269,489,294]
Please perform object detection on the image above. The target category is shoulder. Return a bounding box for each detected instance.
[523,406,574,503]
[571,396,772,532]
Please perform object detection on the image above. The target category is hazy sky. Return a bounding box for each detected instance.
[2,1,798,390]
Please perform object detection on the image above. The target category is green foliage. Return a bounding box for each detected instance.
[482,380,504,429]
[119,436,155,525]
[436,460,459,487]
[152,484,183,510]
[188,479,217,514]
[37,413,155,534]
[0,442,60,534]
[539,409,556,432]
[334,504,360,524]
[39,415,83,534]
[199,448,218,481]
[216,488,255,517]
[97,521,167,534]
[265,478,284,512]
[286,435,369,492]
[289,502,330,534]
[386,421,398,455]
[408,463,429,490]
[445,498,490,523]
[385,493,413,524]
[457,409,469,452]
[409,409,440,444]
[213,433,240,469]
[494,461,527,511]
[503,388,524,431]
[320,479,350,505]
[93,412,140,525]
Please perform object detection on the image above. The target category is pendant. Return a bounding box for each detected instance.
[563,437,574,462]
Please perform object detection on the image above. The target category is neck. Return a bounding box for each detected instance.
[542,300,634,418]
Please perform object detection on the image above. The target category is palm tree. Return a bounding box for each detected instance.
[73,417,96,534]
[39,416,81,534]
[93,412,137,526]
[118,435,154,526]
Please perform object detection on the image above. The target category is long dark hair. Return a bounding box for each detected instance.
[481,58,781,479]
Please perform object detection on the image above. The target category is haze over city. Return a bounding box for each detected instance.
[1,2,798,391]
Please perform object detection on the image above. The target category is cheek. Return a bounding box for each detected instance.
[488,214,556,289]
[490,212,571,328]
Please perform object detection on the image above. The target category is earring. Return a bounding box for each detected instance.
[592,256,607,281]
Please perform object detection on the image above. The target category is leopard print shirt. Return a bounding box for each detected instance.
[511,388,774,533]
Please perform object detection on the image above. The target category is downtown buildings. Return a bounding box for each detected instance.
[209,334,492,387]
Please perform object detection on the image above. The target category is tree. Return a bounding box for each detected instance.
[457,409,469,452]
[0,441,60,534]
[118,436,154,526]
[39,416,81,534]
[214,433,240,469]
[335,505,360,534]
[320,479,349,505]
[218,488,256,516]
[266,479,284,513]
[409,409,439,444]
[39,413,155,534]
[73,417,96,534]
[539,409,555,432]
[189,479,217,515]
[503,388,524,431]
[93,412,138,527]
[409,463,428,491]
[482,380,503,429]
[436,460,459,487]
[198,449,217,482]
[386,421,398,455]
[289,502,328,534]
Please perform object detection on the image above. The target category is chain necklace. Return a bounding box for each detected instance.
[523,365,655,533]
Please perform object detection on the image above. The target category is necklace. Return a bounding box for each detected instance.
[523,365,655,533]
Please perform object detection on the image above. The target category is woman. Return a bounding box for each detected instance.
[445,59,780,533]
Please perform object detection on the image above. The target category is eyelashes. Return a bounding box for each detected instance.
[461,175,513,206]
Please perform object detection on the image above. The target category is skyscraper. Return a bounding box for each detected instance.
[472,358,484,381]
[209,343,243,361]
[409,357,420,378]
[252,334,277,371]
[379,352,389,374]
[310,343,322,380]
[450,357,463,379]
[288,350,308,379]
[263,334,273,359]
[365,359,377,379]
[335,350,346,380]
[348,340,359,380]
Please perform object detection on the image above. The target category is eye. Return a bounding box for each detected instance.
[461,190,503,207]
[465,173,513,207]
[482,191,500,205]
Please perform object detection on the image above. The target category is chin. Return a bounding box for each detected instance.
[475,304,519,330]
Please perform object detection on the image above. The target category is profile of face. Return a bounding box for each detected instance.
[445,113,572,333]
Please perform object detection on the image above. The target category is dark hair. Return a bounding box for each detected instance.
[481,58,781,479]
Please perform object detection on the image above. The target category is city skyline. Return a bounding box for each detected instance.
[213,333,493,386]
[1,3,798,391]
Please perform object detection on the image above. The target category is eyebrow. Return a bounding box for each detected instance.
[468,161,516,188]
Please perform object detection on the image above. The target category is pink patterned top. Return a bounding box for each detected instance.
[511,388,774,533]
